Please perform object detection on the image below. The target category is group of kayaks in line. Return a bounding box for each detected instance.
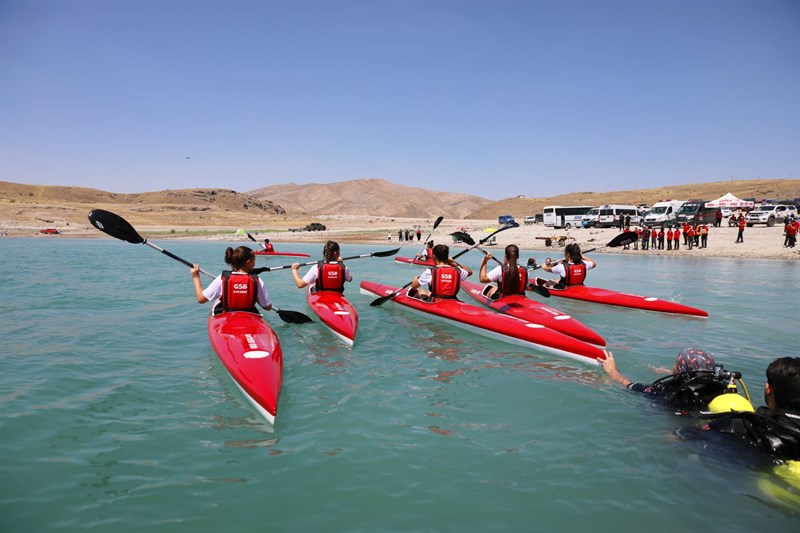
[88,210,798,499]
[89,210,712,428]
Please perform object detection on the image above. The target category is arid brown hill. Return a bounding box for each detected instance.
[249,178,492,218]
[0,181,285,230]
[468,179,800,220]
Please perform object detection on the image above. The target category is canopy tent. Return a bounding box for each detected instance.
[704,193,754,209]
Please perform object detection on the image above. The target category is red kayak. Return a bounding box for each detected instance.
[528,277,709,317]
[305,288,359,346]
[460,280,606,346]
[360,281,606,365]
[394,256,435,267]
[207,310,283,425]
[254,251,311,258]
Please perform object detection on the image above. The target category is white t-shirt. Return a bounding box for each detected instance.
[486,265,503,283]
[203,272,271,308]
[418,265,470,287]
[302,263,353,286]
[550,260,594,279]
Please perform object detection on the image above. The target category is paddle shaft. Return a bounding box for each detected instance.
[253,248,399,274]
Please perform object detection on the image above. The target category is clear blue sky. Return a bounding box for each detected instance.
[2,0,798,200]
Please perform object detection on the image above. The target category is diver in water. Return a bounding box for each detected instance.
[705,357,800,460]
[601,348,753,414]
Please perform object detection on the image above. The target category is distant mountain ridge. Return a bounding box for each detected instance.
[249,178,492,218]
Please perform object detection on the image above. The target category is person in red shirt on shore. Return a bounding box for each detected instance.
[686,224,695,250]
[657,227,665,249]
[700,224,709,248]
[666,227,674,250]
[736,215,746,243]
[682,222,691,246]
[784,217,798,248]
[673,225,681,250]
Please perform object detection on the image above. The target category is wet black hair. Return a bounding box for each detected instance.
[766,357,800,410]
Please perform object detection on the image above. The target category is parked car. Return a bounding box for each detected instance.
[745,204,798,227]
[39,228,60,235]
[305,222,327,231]
[523,215,537,225]
[498,215,515,225]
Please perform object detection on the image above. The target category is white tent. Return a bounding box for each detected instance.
[704,192,754,209]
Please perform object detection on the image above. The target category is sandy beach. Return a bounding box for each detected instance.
[92,215,800,261]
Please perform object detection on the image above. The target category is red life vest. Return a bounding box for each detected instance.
[315,261,345,292]
[499,265,528,296]
[265,243,274,252]
[562,262,587,286]
[221,271,259,312]
[428,266,461,299]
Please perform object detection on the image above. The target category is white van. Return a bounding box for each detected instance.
[596,205,640,228]
[581,207,601,228]
[643,200,685,226]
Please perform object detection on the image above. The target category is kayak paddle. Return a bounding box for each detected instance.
[450,229,550,298]
[414,215,444,257]
[253,248,400,274]
[370,222,519,307]
[87,209,312,324]
[247,231,271,252]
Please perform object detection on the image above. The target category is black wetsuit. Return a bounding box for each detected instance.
[706,407,800,460]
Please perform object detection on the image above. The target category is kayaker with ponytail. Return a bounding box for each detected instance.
[479,244,528,299]
[409,243,472,301]
[291,240,352,292]
[540,243,596,289]
[191,246,272,314]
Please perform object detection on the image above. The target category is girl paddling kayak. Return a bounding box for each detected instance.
[540,243,596,289]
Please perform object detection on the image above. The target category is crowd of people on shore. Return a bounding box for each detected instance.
[396,228,423,242]
[619,222,712,251]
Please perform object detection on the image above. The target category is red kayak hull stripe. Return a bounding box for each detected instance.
[306,288,358,346]
[460,279,606,346]
[360,281,605,365]
[394,256,435,267]
[207,310,283,425]
[254,251,311,257]
[528,277,708,317]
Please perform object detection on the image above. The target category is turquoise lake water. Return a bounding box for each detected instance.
[1,237,798,532]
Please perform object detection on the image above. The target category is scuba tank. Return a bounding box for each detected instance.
[651,364,753,414]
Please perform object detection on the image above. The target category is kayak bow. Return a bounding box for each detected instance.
[360,281,606,365]
[528,277,709,317]
[207,309,283,425]
[306,288,359,346]
[460,279,606,346]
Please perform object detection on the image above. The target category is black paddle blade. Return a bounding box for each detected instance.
[528,284,550,298]
[247,232,257,242]
[88,209,145,244]
[607,232,638,248]
[450,231,475,245]
[372,247,401,258]
[370,281,412,307]
[275,308,313,324]
[432,216,444,230]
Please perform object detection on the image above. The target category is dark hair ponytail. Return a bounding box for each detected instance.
[565,243,583,264]
[503,244,520,292]
[323,240,340,262]
[225,246,254,270]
